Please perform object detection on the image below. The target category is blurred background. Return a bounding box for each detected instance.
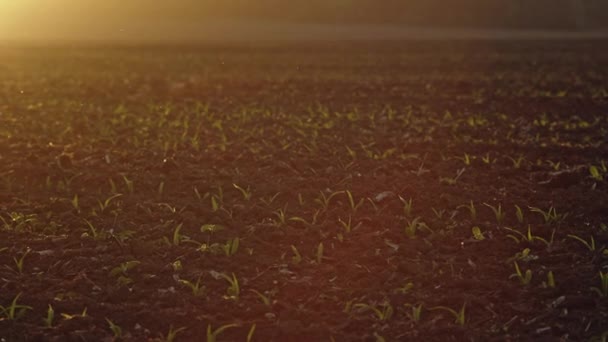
[1,0,607,42]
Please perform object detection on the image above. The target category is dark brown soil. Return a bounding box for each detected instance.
[0,41,607,341]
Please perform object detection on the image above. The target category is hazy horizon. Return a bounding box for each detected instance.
[2,0,608,42]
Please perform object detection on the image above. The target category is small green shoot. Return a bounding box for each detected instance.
[247,324,256,342]
[567,234,596,251]
[590,272,608,297]
[222,237,239,256]
[316,242,324,264]
[510,262,532,285]
[404,303,423,323]
[43,304,54,328]
[545,271,556,288]
[345,190,364,213]
[398,196,413,217]
[13,248,30,274]
[405,217,432,238]
[458,201,477,221]
[219,272,240,299]
[291,245,302,265]
[206,323,238,342]
[429,303,466,326]
[250,289,271,306]
[483,203,505,225]
[514,205,524,224]
[472,226,485,240]
[233,183,252,201]
[353,302,393,321]
[106,318,123,339]
[589,165,603,181]
[164,325,187,342]
[529,206,568,224]
[98,193,122,214]
[121,175,134,194]
[0,293,32,321]
[179,276,205,297]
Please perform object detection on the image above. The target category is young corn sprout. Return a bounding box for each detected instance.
[429,303,466,326]
[591,272,608,297]
[567,234,596,251]
[0,293,32,321]
[483,203,505,225]
[510,262,532,285]
[353,302,393,321]
[206,323,239,342]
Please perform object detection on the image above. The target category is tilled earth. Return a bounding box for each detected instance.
[0,41,607,341]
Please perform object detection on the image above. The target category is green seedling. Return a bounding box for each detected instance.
[374,332,386,342]
[546,160,561,171]
[398,196,414,217]
[291,245,302,265]
[506,248,536,264]
[193,186,209,202]
[260,192,281,207]
[163,325,187,342]
[429,303,466,326]
[507,154,525,169]
[314,190,344,211]
[591,272,608,297]
[97,193,122,214]
[411,162,430,177]
[106,318,123,339]
[163,223,196,247]
[13,249,30,274]
[206,323,238,342]
[247,324,256,342]
[514,205,524,223]
[590,165,603,181]
[289,210,320,227]
[339,215,360,234]
[510,261,532,285]
[567,234,596,251]
[233,183,252,201]
[61,307,87,320]
[404,303,423,322]
[481,153,494,164]
[345,190,364,213]
[0,293,32,321]
[405,217,432,238]
[250,289,271,306]
[440,167,466,185]
[431,207,445,220]
[109,260,140,278]
[455,153,472,165]
[219,272,240,299]
[504,225,553,247]
[458,201,477,221]
[353,302,393,321]
[316,242,324,264]
[71,194,80,212]
[158,181,165,199]
[179,276,205,297]
[483,203,505,225]
[545,271,556,288]
[121,175,134,194]
[43,304,55,328]
[472,226,485,240]
[395,282,414,294]
[109,178,117,193]
[528,206,568,224]
[222,237,239,256]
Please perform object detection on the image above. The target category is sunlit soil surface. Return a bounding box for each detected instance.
[0,41,607,341]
